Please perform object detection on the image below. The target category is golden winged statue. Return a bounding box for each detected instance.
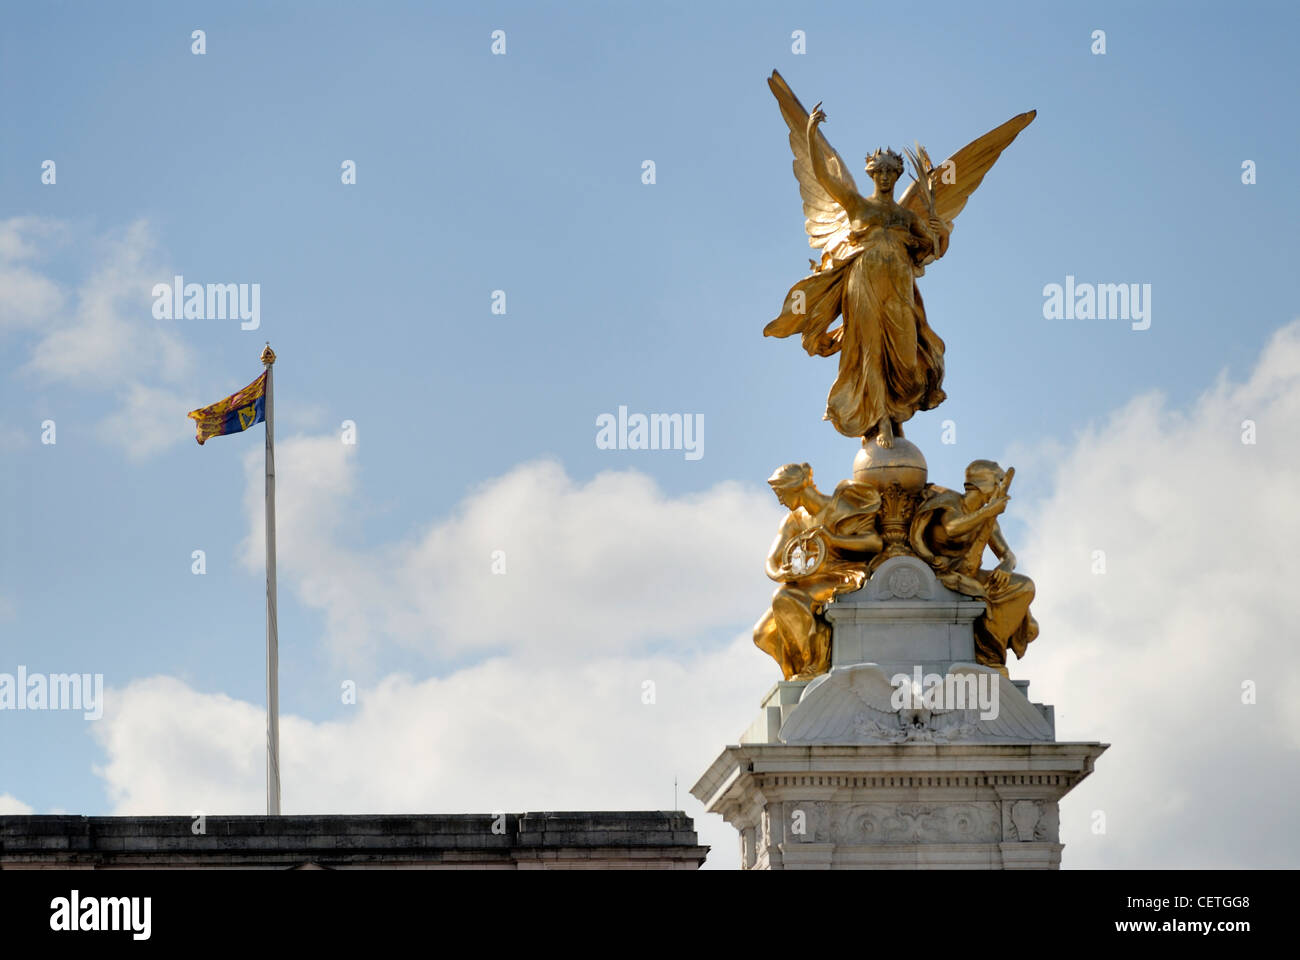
[764,70,1036,447]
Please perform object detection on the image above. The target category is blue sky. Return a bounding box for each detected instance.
[2,1,1299,867]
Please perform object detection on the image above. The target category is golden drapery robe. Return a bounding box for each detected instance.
[753,481,882,680]
[765,216,949,439]
[909,486,1038,670]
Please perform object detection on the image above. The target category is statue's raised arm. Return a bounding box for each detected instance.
[766,70,862,266]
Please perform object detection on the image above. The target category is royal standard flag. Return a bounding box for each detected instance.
[187,371,267,445]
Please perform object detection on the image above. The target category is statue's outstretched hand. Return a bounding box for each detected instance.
[983,494,1009,518]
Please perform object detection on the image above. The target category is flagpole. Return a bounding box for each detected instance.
[261,343,280,816]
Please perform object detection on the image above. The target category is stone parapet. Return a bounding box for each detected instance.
[0,812,708,870]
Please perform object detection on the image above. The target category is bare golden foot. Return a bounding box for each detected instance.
[875,417,895,448]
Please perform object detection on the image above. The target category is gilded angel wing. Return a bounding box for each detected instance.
[899,110,1037,263]
[768,70,860,259]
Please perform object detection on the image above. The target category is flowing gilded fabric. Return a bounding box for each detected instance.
[765,227,948,437]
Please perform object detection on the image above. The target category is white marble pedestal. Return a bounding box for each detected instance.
[693,557,1107,869]
[692,741,1104,869]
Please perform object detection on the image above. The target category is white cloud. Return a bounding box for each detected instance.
[0,216,66,333]
[0,793,34,815]
[24,219,191,389]
[0,263,64,332]
[1,216,197,458]
[239,448,779,667]
[92,454,786,867]
[0,216,65,262]
[1017,318,1300,868]
[91,638,771,867]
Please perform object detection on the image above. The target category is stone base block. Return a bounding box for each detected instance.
[691,742,1105,870]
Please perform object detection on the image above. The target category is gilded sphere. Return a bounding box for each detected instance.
[853,437,928,493]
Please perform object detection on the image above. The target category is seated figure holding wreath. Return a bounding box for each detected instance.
[753,462,883,680]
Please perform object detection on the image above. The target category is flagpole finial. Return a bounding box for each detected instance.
[261,343,276,366]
